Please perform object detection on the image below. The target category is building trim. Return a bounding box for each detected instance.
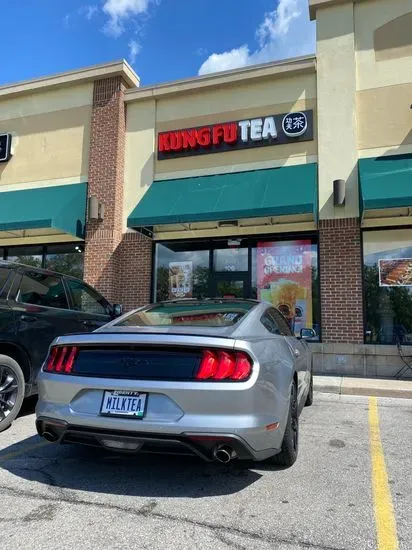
[0,176,88,193]
[125,55,316,102]
[0,61,139,99]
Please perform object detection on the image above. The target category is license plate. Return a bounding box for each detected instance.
[100,391,147,418]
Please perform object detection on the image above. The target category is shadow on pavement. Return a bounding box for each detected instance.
[0,435,264,498]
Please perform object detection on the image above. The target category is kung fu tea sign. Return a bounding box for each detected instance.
[157,111,313,160]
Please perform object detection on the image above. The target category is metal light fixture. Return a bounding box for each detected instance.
[88,196,105,220]
[333,179,346,207]
[218,220,238,228]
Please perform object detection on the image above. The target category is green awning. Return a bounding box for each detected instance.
[359,154,412,212]
[128,164,317,227]
[0,182,87,238]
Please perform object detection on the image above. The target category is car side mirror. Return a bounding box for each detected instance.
[112,304,123,318]
[300,328,316,340]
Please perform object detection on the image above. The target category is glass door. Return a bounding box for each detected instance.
[212,272,249,299]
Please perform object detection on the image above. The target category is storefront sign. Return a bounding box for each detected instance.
[169,261,193,298]
[378,258,412,286]
[0,134,11,162]
[257,240,313,336]
[158,110,313,160]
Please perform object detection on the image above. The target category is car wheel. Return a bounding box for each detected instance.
[305,370,313,407]
[0,355,25,433]
[268,381,299,468]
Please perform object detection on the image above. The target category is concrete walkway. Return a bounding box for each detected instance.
[314,375,412,399]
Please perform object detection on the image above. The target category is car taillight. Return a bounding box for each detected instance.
[196,349,252,381]
[44,346,78,374]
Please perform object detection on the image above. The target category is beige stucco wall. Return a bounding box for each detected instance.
[357,82,412,155]
[316,2,359,219]
[0,83,92,189]
[124,98,156,230]
[355,0,412,91]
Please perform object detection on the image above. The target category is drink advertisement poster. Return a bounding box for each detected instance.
[257,241,312,335]
[169,261,193,299]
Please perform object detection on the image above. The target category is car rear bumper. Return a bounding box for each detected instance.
[36,416,279,462]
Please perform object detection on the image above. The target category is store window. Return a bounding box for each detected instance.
[45,244,84,279]
[155,242,210,301]
[8,245,43,268]
[364,229,412,345]
[154,236,320,338]
[251,239,320,337]
[1,243,85,279]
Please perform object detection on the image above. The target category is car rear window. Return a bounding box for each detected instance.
[116,301,255,327]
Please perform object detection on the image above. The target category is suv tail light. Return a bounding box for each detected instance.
[196,349,252,381]
[44,346,78,374]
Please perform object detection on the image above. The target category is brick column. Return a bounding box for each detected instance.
[319,218,364,344]
[84,77,126,303]
[118,233,152,311]
[84,76,153,309]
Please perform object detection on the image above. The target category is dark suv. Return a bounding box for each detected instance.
[0,261,122,432]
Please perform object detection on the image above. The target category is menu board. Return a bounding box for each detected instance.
[257,241,313,335]
[169,261,193,298]
[378,259,412,287]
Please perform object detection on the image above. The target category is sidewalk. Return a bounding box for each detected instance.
[314,376,412,399]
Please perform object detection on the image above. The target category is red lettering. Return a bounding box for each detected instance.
[169,131,183,151]
[181,129,197,149]
[196,127,211,147]
[158,133,170,152]
[212,124,225,145]
[224,123,238,144]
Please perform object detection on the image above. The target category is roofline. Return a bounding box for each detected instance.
[125,55,316,102]
[309,0,357,20]
[0,60,139,99]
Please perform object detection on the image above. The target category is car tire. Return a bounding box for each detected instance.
[305,370,314,407]
[268,381,299,468]
[0,355,25,433]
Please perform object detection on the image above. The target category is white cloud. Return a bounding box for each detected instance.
[198,0,315,76]
[79,5,99,20]
[103,0,153,37]
[128,39,141,64]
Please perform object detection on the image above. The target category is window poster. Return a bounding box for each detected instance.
[378,259,412,287]
[257,241,313,335]
[169,261,193,299]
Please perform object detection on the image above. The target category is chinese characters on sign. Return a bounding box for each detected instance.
[282,112,308,138]
[169,261,193,299]
[158,111,313,159]
[257,241,313,336]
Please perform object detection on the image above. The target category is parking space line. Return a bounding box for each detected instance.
[369,397,399,550]
[0,440,48,464]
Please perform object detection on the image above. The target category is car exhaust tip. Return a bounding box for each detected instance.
[213,445,237,464]
[42,430,58,443]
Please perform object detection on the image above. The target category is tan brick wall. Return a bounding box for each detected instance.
[319,218,364,344]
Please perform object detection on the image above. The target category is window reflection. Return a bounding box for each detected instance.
[364,229,412,345]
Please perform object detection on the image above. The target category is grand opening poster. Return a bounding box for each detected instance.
[257,241,313,335]
[169,261,193,299]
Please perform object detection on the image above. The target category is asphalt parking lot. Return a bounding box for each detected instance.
[0,393,410,550]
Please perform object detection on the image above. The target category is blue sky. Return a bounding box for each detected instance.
[2,0,315,87]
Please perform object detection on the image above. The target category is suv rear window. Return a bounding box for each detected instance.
[0,267,10,294]
[116,301,255,328]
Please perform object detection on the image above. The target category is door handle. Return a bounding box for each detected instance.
[21,315,37,322]
[82,320,98,327]
[293,349,301,358]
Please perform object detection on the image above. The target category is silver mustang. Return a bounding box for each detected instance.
[36,299,314,467]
